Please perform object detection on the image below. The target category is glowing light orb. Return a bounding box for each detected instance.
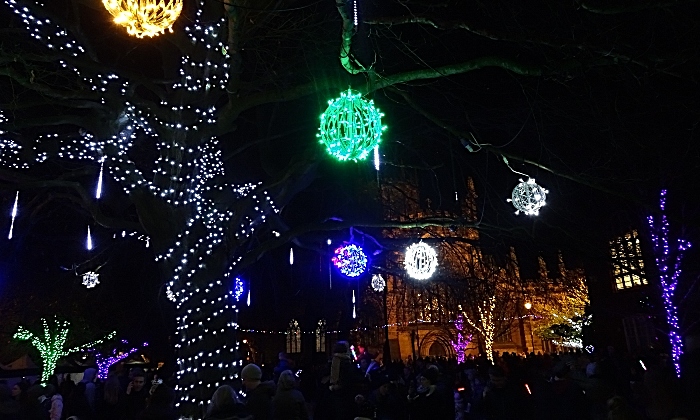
[371,274,385,292]
[404,242,438,280]
[82,272,100,289]
[103,0,183,38]
[232,277,245,301]
[332,244,368,277]
[507,178,548,216]
[317,89,386,161]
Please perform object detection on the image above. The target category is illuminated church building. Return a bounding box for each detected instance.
[355,179,590,360]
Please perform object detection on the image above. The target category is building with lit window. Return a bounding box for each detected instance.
[355,180,590,361]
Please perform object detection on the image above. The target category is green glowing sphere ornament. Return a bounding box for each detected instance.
[317,89,386,161]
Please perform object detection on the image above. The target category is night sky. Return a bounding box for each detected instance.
[1,0,700,365]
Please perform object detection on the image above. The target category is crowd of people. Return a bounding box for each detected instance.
[0,366,179,420]
[0,340,697,420]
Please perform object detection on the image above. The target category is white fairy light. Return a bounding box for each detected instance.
[82,271,100,288]
[371,274,385,292]
[87,226,93,250]
[289,248,294,265]
[353,0,358,26]
[246,289,251,307]
[507,178,548,216]
[8,191,18,240]
[404,241,438,280]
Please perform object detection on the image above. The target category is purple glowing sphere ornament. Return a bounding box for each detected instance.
[332,244,368,278]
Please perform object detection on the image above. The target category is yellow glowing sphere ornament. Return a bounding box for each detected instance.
[103,0,183,38]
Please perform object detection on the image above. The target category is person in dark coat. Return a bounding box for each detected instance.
[541,362,588,420]
[273,353,293,384]
[272,370,309,420]
[355,375,406,420]
[482,366,532,420]
[96,375,122,420]
[67,381,96,420]
[136,384,178,420]
[205,385,251,420]
[326,341,359,420]
[242,364,275,420]
[23,384,50,420]
[0,383,21,419]
[407,368,452,420]
[119,368,149,419]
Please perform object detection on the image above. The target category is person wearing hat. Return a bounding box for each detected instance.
[241,364,275,420]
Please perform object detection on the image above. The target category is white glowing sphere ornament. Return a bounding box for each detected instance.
[507,178,548,216]
[371,274,386,292]
[404,242,438,280]
[82,272,100,289]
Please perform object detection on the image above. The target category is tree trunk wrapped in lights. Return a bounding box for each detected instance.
[647,190,691,377]
[463,296,496,362]
[450,314,472,364]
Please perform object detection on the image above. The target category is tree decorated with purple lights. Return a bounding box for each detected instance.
[647,190,691,377]
[450,314,472,364]
[92,340,147,379]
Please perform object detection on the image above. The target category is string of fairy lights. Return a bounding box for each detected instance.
[4,0,684,407]
[647,190,691,377]
[237,313,542,336]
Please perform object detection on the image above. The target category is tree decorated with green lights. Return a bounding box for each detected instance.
[14,318,115,383]
[0,0,697,414]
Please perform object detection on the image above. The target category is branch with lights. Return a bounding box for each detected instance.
[91,340,148,379]
[451,314,472,364]
[462,296,496,363]
[14,318,116,384]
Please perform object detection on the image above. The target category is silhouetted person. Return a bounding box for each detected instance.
[272,370,308,420]
[242,364,275,420]
[205,385,251,420]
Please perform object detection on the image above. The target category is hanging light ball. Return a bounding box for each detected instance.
[404,241,438,280]
[231,277,245,301]
[507,178,548,216]
[103,0,183,38]
[317,89,386,161]
[82,272,100,289]
[332,244,368,277]
[371,274,386,292]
